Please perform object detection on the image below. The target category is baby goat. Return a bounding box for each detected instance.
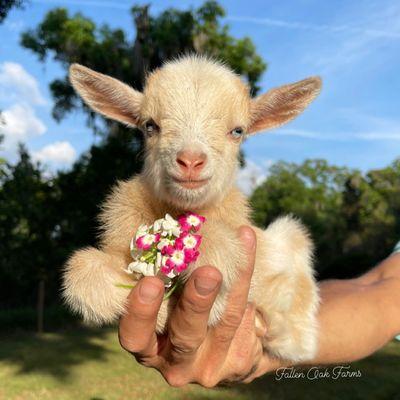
[63,55,321,362]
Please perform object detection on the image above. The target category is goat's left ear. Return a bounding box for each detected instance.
[248,77,322,134]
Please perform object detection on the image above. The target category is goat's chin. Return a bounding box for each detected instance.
[161,181,220,211]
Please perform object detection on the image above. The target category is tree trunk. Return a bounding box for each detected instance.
[37,279,45,334]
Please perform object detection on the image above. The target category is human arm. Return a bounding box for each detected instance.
[310,252,400,364]
[255,251,400,376]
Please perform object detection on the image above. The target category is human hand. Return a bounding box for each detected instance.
[119,226,273,387]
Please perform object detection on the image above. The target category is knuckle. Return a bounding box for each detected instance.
[198,368,219,388]
[221,309,243,330]
[135,356,155,368]
[236,362,252,377]
[163,370,188,387]
[212,328,234,344]
[198,377,219,388]
[119,336,143,354]
[181,295,211,315]
[170,334,200,355]
[233,357,255,379]
[169,329,201,354]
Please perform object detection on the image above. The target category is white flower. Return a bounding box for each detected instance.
[126,261,156,276]
[153,214,181,237]
[157,237,174,251]
[162,214,181,237]
[135,224,150,240]
[155,252,162,269]
[153,218,164,232]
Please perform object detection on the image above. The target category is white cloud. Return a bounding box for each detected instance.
[4,19,25,33]
[228,3,400,74]
[0,62,47,106]
[227,15,400,39]
[272,111,400,142]
[274,128,335,140]
[236,159,272,196]
[356,132,400,140]
[0,103,46,149]
[32,141,77,167]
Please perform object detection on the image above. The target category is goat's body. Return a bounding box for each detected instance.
[63,175,319,361]
[65,55,322,362]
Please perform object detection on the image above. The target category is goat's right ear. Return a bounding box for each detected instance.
[69,64,143,127]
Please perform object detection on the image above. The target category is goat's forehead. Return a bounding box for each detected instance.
[142,62,251,122]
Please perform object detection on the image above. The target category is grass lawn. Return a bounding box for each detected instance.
[0,327,399,400]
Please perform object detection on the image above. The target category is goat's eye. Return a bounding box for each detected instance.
[144,120,159,136]
[230,127,244,139]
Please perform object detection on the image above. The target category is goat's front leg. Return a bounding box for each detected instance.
[62,247,134,325]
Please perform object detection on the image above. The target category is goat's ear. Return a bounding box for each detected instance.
[69,64,143,127]
[248,77,321,134]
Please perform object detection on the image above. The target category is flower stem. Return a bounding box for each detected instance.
[115,283,136,290]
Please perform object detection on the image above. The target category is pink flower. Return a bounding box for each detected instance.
[161,244,175,256]
[160,263,173,275]
[165,248,188,273]
[178,212,206,232]
[135,233,160,250]
[129,212,205,284]
[176,232,202,250]
[184,248,199,263]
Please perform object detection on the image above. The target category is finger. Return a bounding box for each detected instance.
[221,303,263,382]
[166,266,222,362]
[255,308,268,337]
[211,226,256,350]
[119,277,164,364]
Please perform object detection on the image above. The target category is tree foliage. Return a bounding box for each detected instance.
[251,159,400,279]
[0,146,60,308]
[2,1,400,332]
[0,2,266,327]
[21,1,266,127]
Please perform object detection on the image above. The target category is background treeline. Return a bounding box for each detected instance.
[1,1,399,331]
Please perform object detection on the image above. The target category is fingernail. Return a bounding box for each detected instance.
[194,277,219,296]
[139,282,162,303]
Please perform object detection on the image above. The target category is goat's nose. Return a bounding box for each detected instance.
[176,150,207,173]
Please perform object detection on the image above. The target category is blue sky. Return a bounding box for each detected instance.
[1,0,400,192]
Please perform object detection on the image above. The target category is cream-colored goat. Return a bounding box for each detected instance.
[63,55,321,362]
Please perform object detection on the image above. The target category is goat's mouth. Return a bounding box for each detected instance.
[171,176,210,190]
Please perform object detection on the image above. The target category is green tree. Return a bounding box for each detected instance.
[16,1,266,278]
[21,1,266,130]
[0,146,60,332]
[251,159,400,279]
[251,159,352,277]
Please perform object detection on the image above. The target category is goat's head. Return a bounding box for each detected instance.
[70,56,321,210]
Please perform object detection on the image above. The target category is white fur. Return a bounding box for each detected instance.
[64,55,322,362]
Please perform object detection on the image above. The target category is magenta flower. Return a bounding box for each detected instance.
[176,232,202,250]
[184,248,199,263]
[161,244,175,256]
[178,212,206,232]
[136,233,160,250]
[165,249,188,272]
[127,212,205,290]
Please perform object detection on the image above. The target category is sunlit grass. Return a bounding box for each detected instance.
[0,328,399,400]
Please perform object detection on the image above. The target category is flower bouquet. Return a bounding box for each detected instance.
[122,212,205,298]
